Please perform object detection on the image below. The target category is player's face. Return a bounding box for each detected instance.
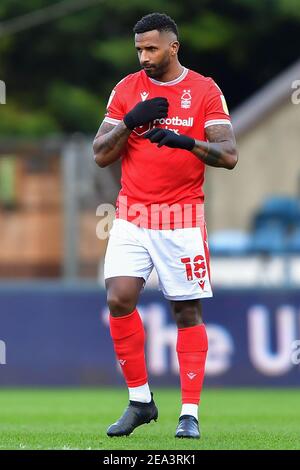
[135,30,178,79]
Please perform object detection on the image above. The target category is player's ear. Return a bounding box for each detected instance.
[170,41,179,56]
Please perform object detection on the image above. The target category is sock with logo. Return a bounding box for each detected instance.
[109,309,149,398]
[176,324,208,406]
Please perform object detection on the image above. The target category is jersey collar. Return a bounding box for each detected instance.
[147,67,188,86]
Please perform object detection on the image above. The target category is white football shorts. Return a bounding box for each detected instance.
[104,218,212,301]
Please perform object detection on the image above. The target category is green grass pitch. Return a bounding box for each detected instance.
[0,388,299,450]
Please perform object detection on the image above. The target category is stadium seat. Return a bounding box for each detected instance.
[249,225,286,254]
[209,230,252,256]
[253,196,300,230]
[286,226,300,253]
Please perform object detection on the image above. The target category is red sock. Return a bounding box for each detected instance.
[109,309,148,387]
[176,324,208,404]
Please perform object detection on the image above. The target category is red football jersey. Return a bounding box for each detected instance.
[104,67,231,229]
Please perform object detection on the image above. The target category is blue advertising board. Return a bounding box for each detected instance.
[0,283,299,386]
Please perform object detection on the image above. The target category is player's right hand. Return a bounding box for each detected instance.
[123,97,168,130]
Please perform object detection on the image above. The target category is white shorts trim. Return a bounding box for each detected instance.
[164,292,213,301]
[104,219,212,300]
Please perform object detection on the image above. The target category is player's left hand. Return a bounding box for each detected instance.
[144,128,195,151]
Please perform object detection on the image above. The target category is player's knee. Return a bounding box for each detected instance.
[176,310,202,328]
[107,293,136,317]
[171,301,203,328]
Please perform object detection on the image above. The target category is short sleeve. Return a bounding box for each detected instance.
[103,80,126,125]
[204,79,232,129]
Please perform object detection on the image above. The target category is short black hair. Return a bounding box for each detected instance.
[133,13,178,40]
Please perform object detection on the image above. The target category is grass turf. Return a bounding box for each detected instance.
[0,388,299,450]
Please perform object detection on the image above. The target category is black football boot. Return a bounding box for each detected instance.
[107,393,158,437]
[175,415,200,439]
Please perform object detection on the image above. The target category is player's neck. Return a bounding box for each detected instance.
[155,62,184,83]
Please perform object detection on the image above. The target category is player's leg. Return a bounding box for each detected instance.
[106,275,150,401]
[103,219,157,436]
[145,221,211,438]
[171,299,208,439]
[106,276,158,437]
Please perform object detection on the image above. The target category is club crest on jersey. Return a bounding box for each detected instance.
[140,91,149,101]
[181,89,192,109]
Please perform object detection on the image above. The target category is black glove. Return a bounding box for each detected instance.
[144,127,195,150]
[123,97,168,130]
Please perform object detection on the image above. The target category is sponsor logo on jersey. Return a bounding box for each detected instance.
[133,123,152,136]
[154,116,194,127]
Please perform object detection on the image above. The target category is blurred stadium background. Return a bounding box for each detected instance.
[0,0,300,450]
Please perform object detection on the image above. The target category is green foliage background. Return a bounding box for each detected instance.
[0,0,299,136]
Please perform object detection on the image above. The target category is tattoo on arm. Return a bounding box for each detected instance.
[93,120,131,167]
[191,124,238,169]
[94,121,131,153]
[94,121,117,140]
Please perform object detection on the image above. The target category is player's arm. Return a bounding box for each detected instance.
[93,97,169,168]
[144,124,238,170]
[192,124,238,170]
[93,121,131,168]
